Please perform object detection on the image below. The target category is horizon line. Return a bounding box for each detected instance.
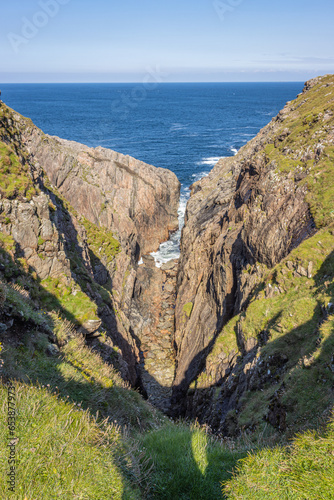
[1,80,305,85]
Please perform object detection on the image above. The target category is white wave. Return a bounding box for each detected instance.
[191,171,210,183]
[150,153,232,268]
[231,147,238,155]
[197,156,222,166]
[169,123,187,132]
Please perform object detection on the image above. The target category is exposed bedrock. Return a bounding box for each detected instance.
[0,105,180,260]
[0,102,180,393]
[170,77,326,414]
[129,256,178,412]
[2,75,333,423]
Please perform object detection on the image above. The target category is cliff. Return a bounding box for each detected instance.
[0,104,180,259]
[1,75,333,437]
[0,101,180,392]
[0,76,334,498]
[172,74,334,434]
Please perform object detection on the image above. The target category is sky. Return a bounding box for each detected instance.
[0,0,333,83]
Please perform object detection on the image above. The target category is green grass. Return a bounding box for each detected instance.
[139,423,245,499]
[0,244,332,499]
[183,302,194,318]
[81,217,120,265]
[1,80,334,499]
[262,74,334,228]
[1,314,162,431]
[0,140,37,201]
[224,415,334,499]
[197,226,334,433]
[0,230,103,329]
[0,232,16,254]
[40,277,100,325]
[0,267,246,500]
[0,382,139,500]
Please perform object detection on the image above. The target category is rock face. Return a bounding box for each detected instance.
[29,137,180,258]
[1,192,71,280]
[171,75,334,415]
[130,256,178,412]
[0,108,180,260]
[0,102,180,393]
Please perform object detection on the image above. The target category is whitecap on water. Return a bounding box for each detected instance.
[151,168,214,267]
[169,123,188,132]
[197,156,222,166]
[191,171,210,183]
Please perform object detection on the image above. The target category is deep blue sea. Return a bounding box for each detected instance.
[1,82,303,263]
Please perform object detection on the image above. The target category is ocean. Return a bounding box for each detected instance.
[1,82,303,264]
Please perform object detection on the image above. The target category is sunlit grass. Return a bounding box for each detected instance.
[224,415,334,499]
[0,382,138,500]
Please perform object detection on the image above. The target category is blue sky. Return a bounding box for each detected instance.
[1,0,333,82]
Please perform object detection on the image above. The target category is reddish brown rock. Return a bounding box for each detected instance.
[171,83,319,412]
[0,104,180,260]
[130,256,178,411]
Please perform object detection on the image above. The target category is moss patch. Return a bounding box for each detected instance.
[263,75,334,228]
[81,217,120,265]
[224,416,334,499]
[183,302,194,318]
[203,226,334,431]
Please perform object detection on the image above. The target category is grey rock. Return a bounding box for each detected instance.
[46,344,60,356]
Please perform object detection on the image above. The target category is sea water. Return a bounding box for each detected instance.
[1,82,303,265]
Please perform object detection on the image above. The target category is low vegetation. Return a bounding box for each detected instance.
[224,415,334,499]
[198,226,334,437]
[265,74,334,228]
[40,277,100,325]
[140,424,245,499]
[0,140,37,201]
[0,382,138,500]
[82,216,120,265]
[0,283,245,499]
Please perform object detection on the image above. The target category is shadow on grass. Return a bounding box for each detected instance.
[180,250,334,440]
[0,240,244,499]
[4,203,332,498]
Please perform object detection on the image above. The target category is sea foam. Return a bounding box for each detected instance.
[151,170,211,267]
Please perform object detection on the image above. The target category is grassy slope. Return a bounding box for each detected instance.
[0,276,161,498]
[211,227,334,433]
[0,131,151,497]
[0,140,38,201]
[0,382,137,500]
[224,416,334,499]
[189,74,334,499]
[266,74,334,229]
[139,424,245,500]
[0,284,246,499]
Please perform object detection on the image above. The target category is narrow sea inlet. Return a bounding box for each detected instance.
[2,82,302,265]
